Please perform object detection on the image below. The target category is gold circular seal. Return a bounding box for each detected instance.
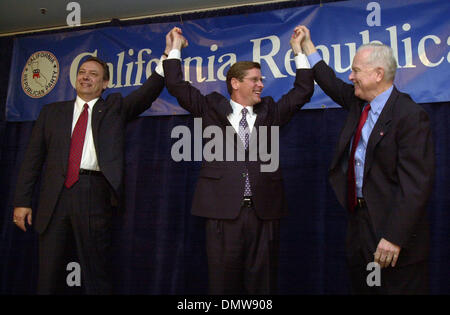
[21,51,59,98]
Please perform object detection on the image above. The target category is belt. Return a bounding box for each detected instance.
[241,197,253,207]
[79,169,103,176]
[356,198,367,209]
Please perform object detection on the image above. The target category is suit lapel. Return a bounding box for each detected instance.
[60,100,75,175]
[363,88,397,179]
[252,102,265,129]
[91,98,107,152]
[213,97,233,127]
[250,102,266,147]
[211,97,242,153]
[330,103,364,170]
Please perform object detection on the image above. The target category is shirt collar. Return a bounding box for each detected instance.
[230,99,254,116]
[370,85,393,115]
[75,96,99,110]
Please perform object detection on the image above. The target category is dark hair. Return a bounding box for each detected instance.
[226,61,261,95]
[80,56,110,81]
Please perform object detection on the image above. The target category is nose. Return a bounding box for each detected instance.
[258,79,264,89]
[78,72,89,81]
[348,70,356,81]
[348,71,354,81]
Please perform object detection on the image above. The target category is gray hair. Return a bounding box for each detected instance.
[357,43,397,82]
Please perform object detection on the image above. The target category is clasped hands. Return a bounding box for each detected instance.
[165,27,189,55]
[165,25,306,56]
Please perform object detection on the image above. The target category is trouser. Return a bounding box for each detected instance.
[205,200,280,295]
[37,172,113,294]
[346,203,429,294]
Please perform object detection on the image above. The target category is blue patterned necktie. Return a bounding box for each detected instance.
[239,108,252,196]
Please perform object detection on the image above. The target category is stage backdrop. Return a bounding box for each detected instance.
[1,0,450,295]
[6,0,450,121]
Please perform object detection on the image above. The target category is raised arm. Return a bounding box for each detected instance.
[298,25,358,110]
[163,27,211,117]
[271,26,314,126]
[119,28,176,120]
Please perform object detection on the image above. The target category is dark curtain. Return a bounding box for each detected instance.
[1,0,449,295]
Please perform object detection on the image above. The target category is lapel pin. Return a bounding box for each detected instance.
[380,131,384,136]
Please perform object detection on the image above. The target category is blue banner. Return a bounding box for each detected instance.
[6,0,450,121]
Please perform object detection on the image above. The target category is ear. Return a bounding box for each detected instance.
[231,77,240,91]
[375,67,385,83]
[102,80,109,90]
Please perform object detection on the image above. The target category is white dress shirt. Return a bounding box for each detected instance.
[228,100,256,134]
[72,96,100,171]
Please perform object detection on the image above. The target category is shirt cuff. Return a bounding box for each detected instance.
[307,51,322,68]
[154,55,165,77]
[295,53,310,69]
[168,49,181,60]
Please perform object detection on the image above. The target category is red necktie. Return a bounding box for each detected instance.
[347,104,371,211]
[65,103,89,188]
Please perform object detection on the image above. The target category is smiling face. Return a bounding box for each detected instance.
[76,60,109,102]
[231,68,264,107]
[348,48,381,102]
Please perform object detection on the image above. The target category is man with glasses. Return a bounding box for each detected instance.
[162,27,314,294]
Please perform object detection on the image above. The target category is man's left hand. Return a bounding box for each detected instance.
[374,238,401,268]
[290,26,305,55]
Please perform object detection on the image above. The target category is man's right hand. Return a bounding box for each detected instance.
[166,27,189,52]
[13,207,32,232]
[296,25,317,56]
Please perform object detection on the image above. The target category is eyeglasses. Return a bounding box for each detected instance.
[242,77,264,84]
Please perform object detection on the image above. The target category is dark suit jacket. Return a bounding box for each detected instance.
[14,72,165,234]
[164,59,313,220]
[313,60,435,266]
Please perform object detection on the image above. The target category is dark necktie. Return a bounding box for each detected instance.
[239,108,252,196]
[347,104,371,211]
[65,103,89,188]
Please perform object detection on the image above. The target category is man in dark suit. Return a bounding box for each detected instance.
[13,42,169,293]
[297,25,435,294]
[163,27,314,294]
